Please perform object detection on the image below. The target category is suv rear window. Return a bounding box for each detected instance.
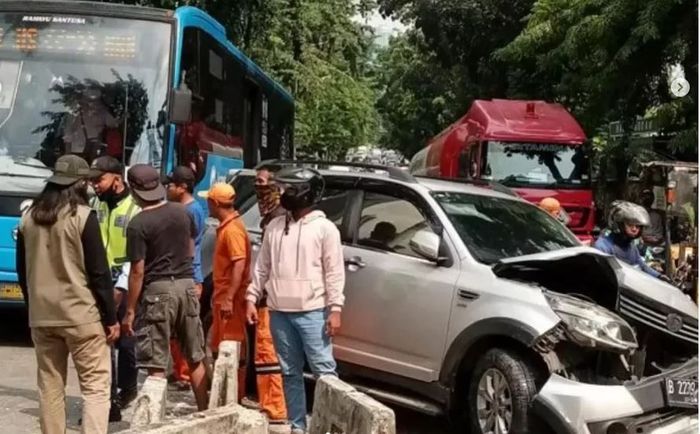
[433,191,579,264]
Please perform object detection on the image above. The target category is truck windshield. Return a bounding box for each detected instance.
[0,13,170,186]
[482,141,590,188]
[433,191,579,264]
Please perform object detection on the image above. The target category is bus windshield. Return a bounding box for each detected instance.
[481,141,590,188]
[0,13,170,188]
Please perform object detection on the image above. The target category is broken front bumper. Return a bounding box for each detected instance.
[532,357,698,434]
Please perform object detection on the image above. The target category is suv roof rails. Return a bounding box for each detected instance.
[413,175,519,197]
[256,160,417,183]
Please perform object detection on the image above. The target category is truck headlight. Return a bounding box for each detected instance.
[544,292,638,352]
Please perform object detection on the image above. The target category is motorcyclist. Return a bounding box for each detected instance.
[594,201,671,282]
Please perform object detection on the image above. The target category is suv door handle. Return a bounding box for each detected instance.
[345,256,366,269]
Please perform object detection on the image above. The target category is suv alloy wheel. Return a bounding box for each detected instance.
[468,348,544,434]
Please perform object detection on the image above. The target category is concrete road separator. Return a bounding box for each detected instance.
[120,403,269,434]
[309,375,396,434]
[208,340,241,409]
[131,376,168,428]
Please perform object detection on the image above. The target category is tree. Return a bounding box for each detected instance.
[497,0,698,186]
[378,0,535,97]
[374,31,462,157]
[373,0,536,158]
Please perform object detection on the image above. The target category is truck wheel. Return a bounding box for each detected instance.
[467,348,540,434]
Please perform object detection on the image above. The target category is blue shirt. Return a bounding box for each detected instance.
[593,233,660,278]
[186,200,207,284]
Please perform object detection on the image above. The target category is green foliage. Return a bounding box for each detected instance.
[374,31,462,157]
[374,0,535,157]
[497,0,697,167]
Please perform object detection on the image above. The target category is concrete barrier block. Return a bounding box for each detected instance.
[309,375,396,434]
[120,404,268,434]
[208,340,240,409]
[131,376,168,428]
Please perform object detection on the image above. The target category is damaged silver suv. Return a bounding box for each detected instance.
[215,162,698,434]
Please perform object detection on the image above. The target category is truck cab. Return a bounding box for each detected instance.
[410,99,595,242]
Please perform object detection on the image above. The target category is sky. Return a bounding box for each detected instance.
[356,10,407,47]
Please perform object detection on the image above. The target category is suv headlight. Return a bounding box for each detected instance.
[544,292,638,352]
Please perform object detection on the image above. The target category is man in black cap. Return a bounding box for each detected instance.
[89,156,139,416]
[121,164,209,410]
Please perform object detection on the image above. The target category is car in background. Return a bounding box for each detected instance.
[202,162,698,434]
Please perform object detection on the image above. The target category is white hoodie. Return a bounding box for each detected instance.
[246,210,345,312]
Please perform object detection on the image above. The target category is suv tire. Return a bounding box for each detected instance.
[467,348,540,434]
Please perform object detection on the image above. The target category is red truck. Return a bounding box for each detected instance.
[410,99,595,242]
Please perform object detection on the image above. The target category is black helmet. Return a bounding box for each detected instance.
[275,167,325,211]
[608,200,650,236]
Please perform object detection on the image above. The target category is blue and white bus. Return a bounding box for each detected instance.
[0,1,294,305]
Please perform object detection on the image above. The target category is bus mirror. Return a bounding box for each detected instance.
[169,87,192,125]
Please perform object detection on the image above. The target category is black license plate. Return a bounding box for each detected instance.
[664,377,698,408]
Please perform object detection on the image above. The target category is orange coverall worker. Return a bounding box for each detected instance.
[211,210,251,400]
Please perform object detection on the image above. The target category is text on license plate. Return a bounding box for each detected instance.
[665,377,698,408]
[0,283,22,300]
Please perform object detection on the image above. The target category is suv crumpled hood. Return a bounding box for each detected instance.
[492,246,697,319]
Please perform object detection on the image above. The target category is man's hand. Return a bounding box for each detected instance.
[194,283,203,299]
[326,311,342,337]
[246,301,258,325]
[105,323,120,344]
[121,309,136,337]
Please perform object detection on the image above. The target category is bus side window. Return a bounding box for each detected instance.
[174,28,244,182]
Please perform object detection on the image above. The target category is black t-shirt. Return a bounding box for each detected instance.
[127,202,195,285]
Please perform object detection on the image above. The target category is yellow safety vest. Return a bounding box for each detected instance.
[94,194,140,269]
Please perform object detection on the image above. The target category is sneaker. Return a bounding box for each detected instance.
[108,404,122,423]
[118,387,138,408]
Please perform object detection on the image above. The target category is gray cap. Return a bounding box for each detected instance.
[128,164,166,202]
[47,155,90,186]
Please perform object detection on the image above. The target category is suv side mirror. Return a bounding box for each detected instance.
[169,86,192,125]
[410,229,441,262]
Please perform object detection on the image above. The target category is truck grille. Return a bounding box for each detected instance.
[618,291,698,345]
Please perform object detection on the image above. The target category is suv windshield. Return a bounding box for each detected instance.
[433,192,579,264]
[482,141,590,188]
[0,13,170,184]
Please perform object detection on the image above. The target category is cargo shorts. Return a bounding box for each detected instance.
[134,278,206,370]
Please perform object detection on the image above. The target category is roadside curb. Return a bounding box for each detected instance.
[120,403,268,434]
[309,375,396,434]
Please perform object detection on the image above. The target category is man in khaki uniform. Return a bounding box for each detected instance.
[16,155,119,434]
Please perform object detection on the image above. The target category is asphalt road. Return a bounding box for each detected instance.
[0,310,450,433]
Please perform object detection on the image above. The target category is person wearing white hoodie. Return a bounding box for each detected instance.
[246,167,345,433]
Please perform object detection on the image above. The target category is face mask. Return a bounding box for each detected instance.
[256,184,280,216]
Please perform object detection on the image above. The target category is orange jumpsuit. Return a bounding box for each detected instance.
[254,305,287,421]
[211,212,250,399]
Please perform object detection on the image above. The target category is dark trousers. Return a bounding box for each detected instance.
[111,298,137,401]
